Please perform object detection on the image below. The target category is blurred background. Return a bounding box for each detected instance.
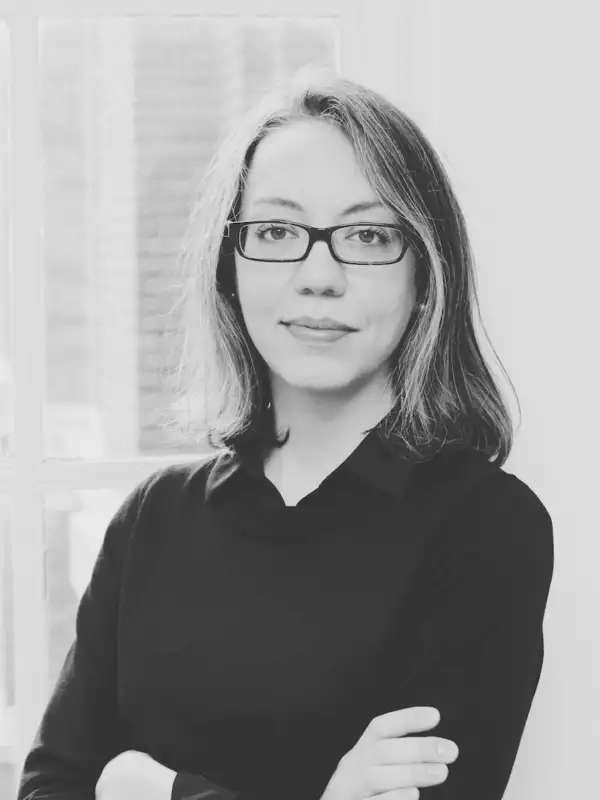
[0,1,598,798]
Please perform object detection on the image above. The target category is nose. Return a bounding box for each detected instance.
[292,238,347,296]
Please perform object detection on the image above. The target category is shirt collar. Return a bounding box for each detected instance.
[204,423,416,505]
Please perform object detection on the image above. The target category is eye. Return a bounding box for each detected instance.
[254,223,300,241]
[345,225,393,245]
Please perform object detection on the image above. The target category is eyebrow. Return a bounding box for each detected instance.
[251,197,387,217]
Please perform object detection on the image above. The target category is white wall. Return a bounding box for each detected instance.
[432,2,599,797]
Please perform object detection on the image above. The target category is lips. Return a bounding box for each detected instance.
[282,316,357,332]
[284,324,352,343]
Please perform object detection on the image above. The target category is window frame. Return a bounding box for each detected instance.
[0,0,441,790]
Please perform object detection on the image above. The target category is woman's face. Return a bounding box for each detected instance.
[234,118,418,398]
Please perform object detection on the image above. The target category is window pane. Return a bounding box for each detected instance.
[40,17,337,459]
[0,21,12,459]
[0,495,16,799]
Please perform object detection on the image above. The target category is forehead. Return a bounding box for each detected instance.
[243,119,376,205]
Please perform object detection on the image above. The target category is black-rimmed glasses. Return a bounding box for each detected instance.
[224,219,411,265]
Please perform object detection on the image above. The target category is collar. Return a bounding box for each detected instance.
[204,424,416,504]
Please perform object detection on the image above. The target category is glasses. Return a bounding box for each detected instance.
[224,219,411,265]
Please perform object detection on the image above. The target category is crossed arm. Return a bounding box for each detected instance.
[16,473,553,800]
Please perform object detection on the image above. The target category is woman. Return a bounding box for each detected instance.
[17,69,553,800]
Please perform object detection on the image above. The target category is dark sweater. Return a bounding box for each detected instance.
[16,428,554,800]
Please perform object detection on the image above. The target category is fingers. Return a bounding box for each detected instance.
[342,707,459,798]
[366,790,420,800]
[367,707,441,740]
[359,709,459,796]
[375,735,460,766]
[361,707,459,760]
[366,762,449,793]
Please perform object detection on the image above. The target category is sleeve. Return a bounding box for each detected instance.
[170,772,239,800]
[406,473,554,799]
[16,472,241,800]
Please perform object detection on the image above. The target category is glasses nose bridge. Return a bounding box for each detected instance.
[305,224,337,260]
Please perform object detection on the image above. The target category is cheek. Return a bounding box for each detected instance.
[235,266,284,340]
[363,286,415,345]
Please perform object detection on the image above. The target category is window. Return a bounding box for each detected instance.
[0,2,436,797]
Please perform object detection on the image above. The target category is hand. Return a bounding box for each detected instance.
[319,706,459,800]
[95,749,177,800]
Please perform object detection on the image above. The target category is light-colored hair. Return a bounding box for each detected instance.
[161,66,518,466]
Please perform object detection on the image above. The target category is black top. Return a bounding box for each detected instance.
[17,427,554,800]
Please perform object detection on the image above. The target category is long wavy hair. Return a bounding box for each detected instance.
[161,66,518,466]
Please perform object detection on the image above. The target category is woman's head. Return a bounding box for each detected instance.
[233,117,420,406]
[166,66,516,464]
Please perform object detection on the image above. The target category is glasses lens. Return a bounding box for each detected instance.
[239,222,308,261]
[332,225,405,264]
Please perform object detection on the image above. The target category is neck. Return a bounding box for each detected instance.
[267,373,396,474]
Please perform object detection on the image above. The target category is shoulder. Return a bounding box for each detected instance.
[466,469,553,596]
[103,455,220,562]
[417,448,554,581]
[459,458,553,550]
[419,446,552,524]
[132,453,220,515]
[106,455,219,539]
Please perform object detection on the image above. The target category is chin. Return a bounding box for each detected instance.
[273,363,359,392]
